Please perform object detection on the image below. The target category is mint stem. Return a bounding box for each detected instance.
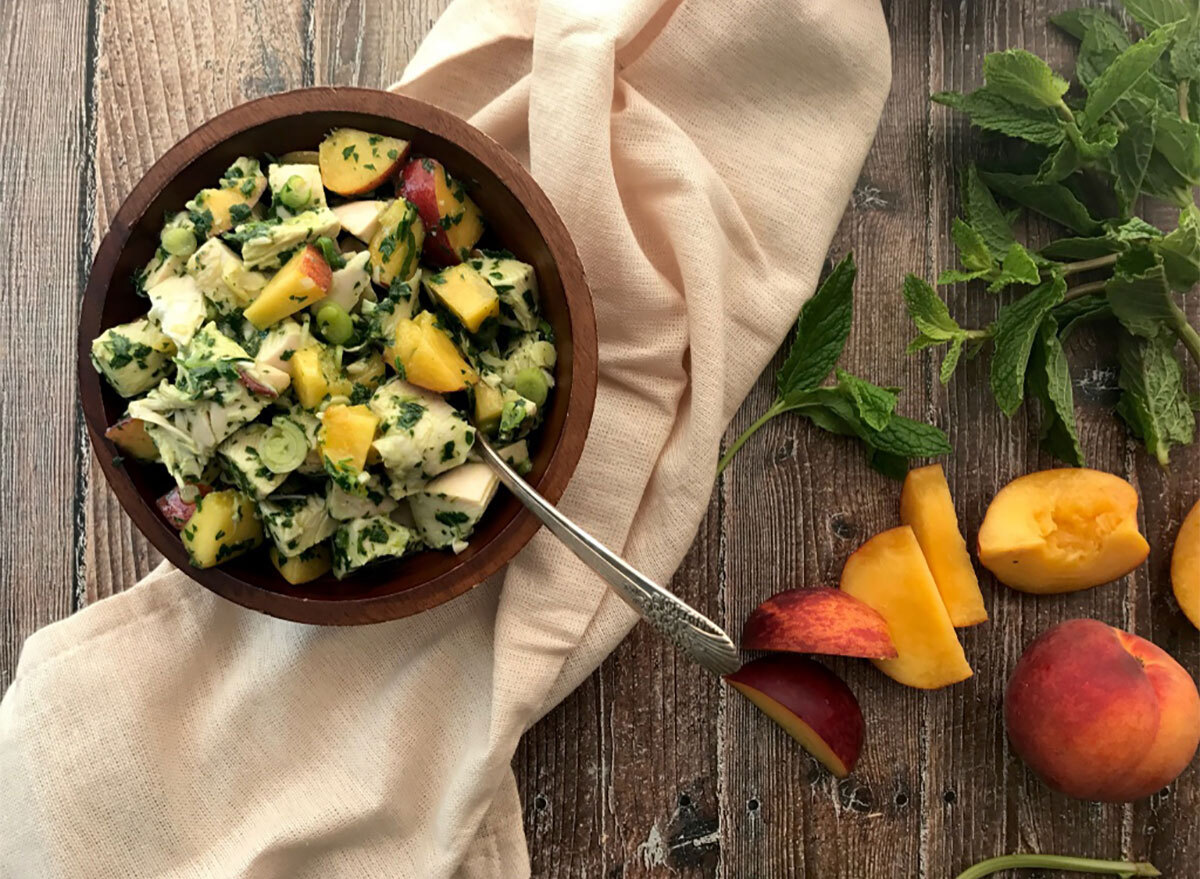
[1180,80,1190,123]
[1060,254,1118,276]
[955,854,1160,879]
[717,399,786,475]
[1061,279,1108,303]
[1169,299,1200,370]
[1055,99,1076,124]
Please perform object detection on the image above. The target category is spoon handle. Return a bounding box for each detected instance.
[476,438,741,676]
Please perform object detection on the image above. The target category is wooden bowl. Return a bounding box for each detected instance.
[78,87,597,624]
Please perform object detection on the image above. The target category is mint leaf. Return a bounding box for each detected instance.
[951,218,993,272]
[1154,207,1200,290]
[903,275,963,340]
[1116,330,1195,465]
[1077,14,1134,88]
[940,336,966,384]
[937,268,991,285]
[1052,8,1127,42]
[1107,252,1176,338]
[1054,296,1114,340]
[1027,318,1085,466]
[776,253,856,396]
[1111,216,1164,242]
[1081,24,1176,128]
[963,165,1018,258]
[1119,0,1190,31]
[836,370,898,431]
[933,90,1065,146]
[1152,110,1200,185]
[990,275,1067,415]
[1169,9,1200,80]
[867,414,953,458]
[982,49,1070,110]
[979,171,1101,235]
[1112,101,1158,216]
[987,242,1042,292]
[1041,235,1125,260]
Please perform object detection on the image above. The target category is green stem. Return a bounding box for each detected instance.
[1061,279,1108,303]
[1055,99,1076,125]
[1060,253,1118,276]
[1179,80,1190,123]
[955,854,1159,879]
[1169,299,1200,370]
[716,399,786,475]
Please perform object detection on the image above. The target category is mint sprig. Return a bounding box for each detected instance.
[903,1,1200,468]
[717,253,950,478]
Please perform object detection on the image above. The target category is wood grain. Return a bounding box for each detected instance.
[1,0,1197,874]
[84,0,310,602]
[0,0,94,687]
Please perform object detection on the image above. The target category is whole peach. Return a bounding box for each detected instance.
[1005,619,1200,802]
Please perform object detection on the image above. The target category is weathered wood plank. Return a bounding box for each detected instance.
[717,0,934,874]
[310,0,450,88]
[83,0,309,602]
[925,2,1199,876]
[0,0,94,688]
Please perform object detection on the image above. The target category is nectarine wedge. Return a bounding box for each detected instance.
[726,655,864,777]
[1172,499,1200,630]
[978,468,1149,594]
[105,417,159,462]
[398,157,484,265]
[318,128,409,196]
[900,464,987,626]
[243,245,332,330]
[1006,619,1200,802]
[741,587,897,659]
[840,526,972,689]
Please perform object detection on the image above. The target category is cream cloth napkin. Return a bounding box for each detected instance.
[0,1,891,875]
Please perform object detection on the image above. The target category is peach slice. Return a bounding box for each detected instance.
[1172,499,1200,630]
[243,245,332,330]
[318,129,409,196]
[900,464,987,626]
[398,157,484,265]
[840,526,972,689]
[368,199,425,287]
[319,404,379,473]
[978,468,1149,594]
[105,416,159,461]
[726,655,864,777]
[741,587,897,659]
[1006,619,1200,802]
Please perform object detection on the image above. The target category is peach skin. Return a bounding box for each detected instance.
[741,587,897,659]
[1005,619,1200,802]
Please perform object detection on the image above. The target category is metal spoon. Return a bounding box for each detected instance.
[475,436,741,676]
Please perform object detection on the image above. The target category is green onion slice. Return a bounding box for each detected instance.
[260,419,308,474]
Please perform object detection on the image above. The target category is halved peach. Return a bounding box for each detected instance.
[900,464,987,626]
[243,245,332,329]
[398,157,484,265]
[1172,499,1200,629]
[978,468,1149,594]
[741,587,896,659]
[726,655,864,778]
[840,526,972,689]
[105,417,159,461]
[318,129,409,196]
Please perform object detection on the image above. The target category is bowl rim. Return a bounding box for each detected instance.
[78,86,598,624]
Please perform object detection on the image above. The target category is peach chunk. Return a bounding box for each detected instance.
[318,128,409,196]
[1173,499,1200,630]
[741,587,897,659]
[978,468,1149,594]
[243,245,332,329]
[320,403,379,473]
[840,526,972,689]
[1006,619,1200,802]
[398,157,484,266]
[900,464,987,626]
[726,655,865,778]
[105,416,159,461]
[392,311,478,393]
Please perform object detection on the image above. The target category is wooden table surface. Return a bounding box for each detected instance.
[2,0,1197,875]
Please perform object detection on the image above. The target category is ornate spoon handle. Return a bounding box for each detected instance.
[476,438,741,676]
